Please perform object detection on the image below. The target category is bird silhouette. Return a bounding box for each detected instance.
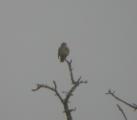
[58,42,69,62]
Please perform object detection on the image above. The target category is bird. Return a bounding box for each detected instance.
[58,42,69,62]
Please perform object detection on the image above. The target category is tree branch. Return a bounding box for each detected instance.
[32,81,64,104]
[32,83,55,92]
[106,89,137,110]
[116,104,128,120]
[63,107,77,113]
[65,59,75,84]
[64,77,87,104]
[32,59,87,120]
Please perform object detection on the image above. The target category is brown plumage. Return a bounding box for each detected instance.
[58,42,69,62]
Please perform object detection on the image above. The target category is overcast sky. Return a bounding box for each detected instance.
[0,0,137,120]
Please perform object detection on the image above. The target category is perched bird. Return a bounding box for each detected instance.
[58,42,69,62]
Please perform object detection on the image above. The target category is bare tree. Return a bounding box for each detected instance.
[32,59,87,120]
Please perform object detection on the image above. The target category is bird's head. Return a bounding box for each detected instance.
[61,42,67,46]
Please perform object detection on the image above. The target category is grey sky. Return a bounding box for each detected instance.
[0,0,137,120]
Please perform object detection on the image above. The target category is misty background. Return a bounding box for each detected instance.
[0,0,137,120]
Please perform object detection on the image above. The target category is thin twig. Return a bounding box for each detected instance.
[106,89,137,110]
[116,104,128,120]
[65,59,75,84]
[32,83,55,92]
[32,81,64,104]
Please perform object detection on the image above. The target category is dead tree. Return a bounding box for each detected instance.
[32,59,87,120]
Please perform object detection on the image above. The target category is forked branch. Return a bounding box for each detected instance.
[106,89,137,110]
[64,76,87,104]
[32,59,87,120]
[32,81,64,104]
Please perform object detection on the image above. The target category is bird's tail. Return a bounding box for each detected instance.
[60,56,66,62]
